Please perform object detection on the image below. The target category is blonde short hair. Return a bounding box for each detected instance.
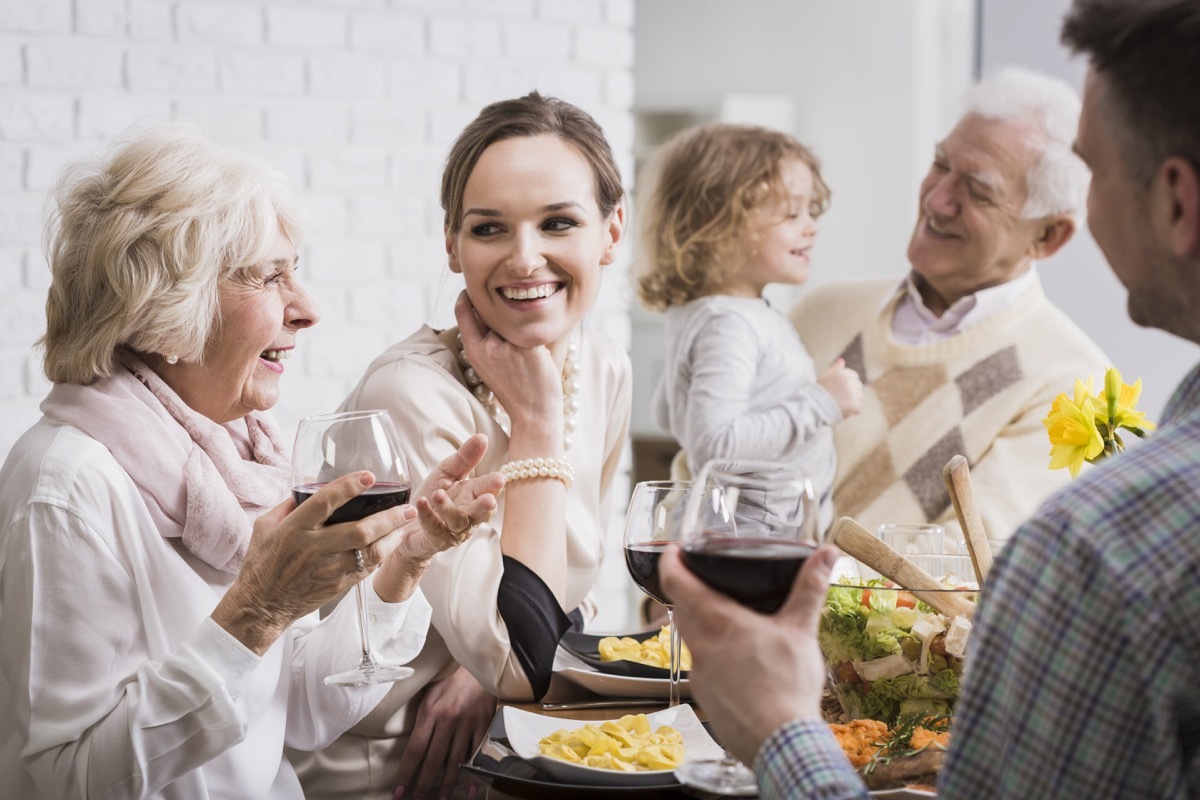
[635,123,830,311]
[39,122,308,385]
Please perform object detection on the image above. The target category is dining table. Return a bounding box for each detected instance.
[459,639,938,800]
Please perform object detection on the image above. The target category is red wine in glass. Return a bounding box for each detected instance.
[291,409,414,686]
[674,460,819,796]
[622,480,691,708]
[682,536,815,614]
[293,482,411,523]
[624,540,671,606]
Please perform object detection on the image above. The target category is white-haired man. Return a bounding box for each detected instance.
[791,67,1108,545]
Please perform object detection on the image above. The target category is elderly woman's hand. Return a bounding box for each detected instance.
[213,472,417,656]
[372,433,504,602]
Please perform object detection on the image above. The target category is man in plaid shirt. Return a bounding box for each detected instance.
[660,1,1200,797]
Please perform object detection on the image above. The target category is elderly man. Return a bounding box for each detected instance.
[791,67,1108,545]
[661,0,1200,798]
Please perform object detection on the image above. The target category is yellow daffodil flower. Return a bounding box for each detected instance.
[1102,367,1157,435]
[1045,366,1155,477]
[1044,392,1105,478]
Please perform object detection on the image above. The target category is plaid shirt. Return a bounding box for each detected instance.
[757,361,1200,799]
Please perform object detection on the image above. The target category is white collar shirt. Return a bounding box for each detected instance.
[888,267,1039,345]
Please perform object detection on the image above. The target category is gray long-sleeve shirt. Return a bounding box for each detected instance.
[653,295,841,530]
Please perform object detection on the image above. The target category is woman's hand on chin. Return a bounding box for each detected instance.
[454,291,565,435]
[372,433,504,602]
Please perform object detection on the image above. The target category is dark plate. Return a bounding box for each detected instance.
[559,629,691,680]
[461,709,707,800]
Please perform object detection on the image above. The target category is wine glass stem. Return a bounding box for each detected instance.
[666,606,681,708]
[353,580,377,671]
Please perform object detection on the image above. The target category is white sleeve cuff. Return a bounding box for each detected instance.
[190,617,262,700]
[362,583,433,664]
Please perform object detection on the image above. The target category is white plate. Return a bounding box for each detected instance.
[502,704,723,787]
[870,790,937,798]
[555,666,693,699]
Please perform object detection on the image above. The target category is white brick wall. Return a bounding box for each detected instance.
[0,0,637,631]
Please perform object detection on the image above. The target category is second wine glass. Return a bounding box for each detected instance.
[291,409,415,686]
[622,479,691,708]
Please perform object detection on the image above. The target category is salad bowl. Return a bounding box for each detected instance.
[820,572,978,725]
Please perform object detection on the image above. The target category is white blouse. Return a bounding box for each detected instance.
[0,418,432,800]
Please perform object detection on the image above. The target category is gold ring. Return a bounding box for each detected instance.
[354,549,366,573]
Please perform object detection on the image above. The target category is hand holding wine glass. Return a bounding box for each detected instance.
[622,480,691,707]
[672,459,821,795]
[657,540,839,779]
[290,413,503,686]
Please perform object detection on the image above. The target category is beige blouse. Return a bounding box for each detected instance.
[289,325,631,799]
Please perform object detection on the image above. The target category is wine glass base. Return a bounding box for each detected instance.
[324,664,415,686]
[674,758,759,796]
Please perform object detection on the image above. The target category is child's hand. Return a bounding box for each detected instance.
[818,358,863,419]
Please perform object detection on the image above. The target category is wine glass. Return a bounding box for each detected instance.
[674,459,821,796]
[291,409,415,686]
[622,480,692,708]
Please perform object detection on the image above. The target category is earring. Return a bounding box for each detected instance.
[165,355,179,365]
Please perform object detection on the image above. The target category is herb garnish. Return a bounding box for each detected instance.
[862,713,952,776]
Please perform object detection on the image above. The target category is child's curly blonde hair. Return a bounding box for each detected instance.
[635,123,830,311]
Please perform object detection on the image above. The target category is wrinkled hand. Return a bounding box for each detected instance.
[392,666,496,800]
[658,544,838,766]
[818,358,864,419]
[215,472,416,655]
[455,291,563,432]
[373,434,503,601]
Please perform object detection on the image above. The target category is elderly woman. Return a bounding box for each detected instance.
[0,124,502,799]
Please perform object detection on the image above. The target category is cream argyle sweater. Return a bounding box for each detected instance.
[790,275,1109,547]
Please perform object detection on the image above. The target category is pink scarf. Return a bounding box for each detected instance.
[40,354,291,573]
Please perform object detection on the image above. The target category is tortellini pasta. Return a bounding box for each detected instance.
[538,714,685,771]
[597,626,693,670]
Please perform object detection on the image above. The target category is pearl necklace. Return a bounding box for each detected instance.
[456,330,581,451]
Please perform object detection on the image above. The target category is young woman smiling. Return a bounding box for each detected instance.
[290,92,631,800]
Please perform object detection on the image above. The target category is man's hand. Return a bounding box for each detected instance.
[392,666,496,800]
[658,544,839,766]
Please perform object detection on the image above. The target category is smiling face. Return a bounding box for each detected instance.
[156,228,319,423]
[447,134,624,361]
[723,158,820,298]
[906,114,1057,312]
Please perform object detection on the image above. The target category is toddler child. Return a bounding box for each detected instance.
[636,123,863,531]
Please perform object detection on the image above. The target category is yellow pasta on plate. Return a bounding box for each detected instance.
[504,705,723,787]
[597,626,693,670]
[538,714,682,772]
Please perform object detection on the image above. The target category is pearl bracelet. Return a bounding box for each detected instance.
[500,457,574,490]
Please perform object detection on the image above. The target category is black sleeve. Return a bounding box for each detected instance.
[567,606,586,632]
[497,555,572,700]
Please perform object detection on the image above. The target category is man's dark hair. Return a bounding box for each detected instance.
[1062,0,1200,183]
